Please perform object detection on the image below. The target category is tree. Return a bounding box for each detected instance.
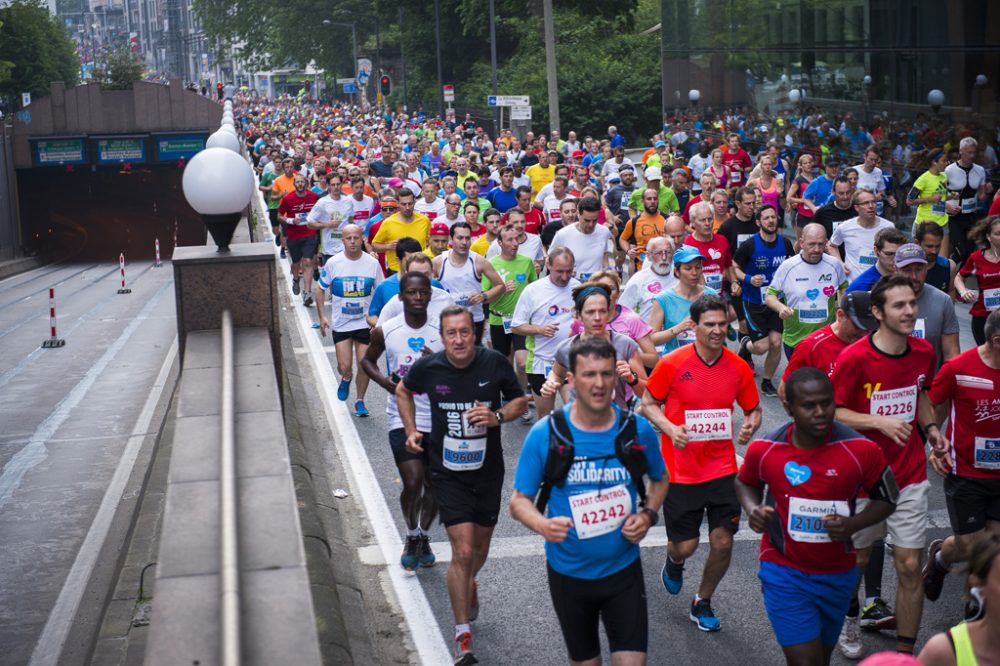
[91,46,146,90]
[0,0,79,107]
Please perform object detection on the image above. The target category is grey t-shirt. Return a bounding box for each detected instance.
[555,331,640,408]
[914,283,959,366]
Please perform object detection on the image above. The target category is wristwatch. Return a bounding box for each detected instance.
[494,410,505,425]
[641,507,660,526]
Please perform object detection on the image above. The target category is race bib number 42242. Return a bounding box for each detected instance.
[569,485,632,540]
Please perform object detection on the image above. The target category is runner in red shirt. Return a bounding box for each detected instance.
[503,186,545,235]
[684,201,732,295]
[641,294,761,632]
[737,368,896,665]
[830,274,943,658]
[778,291,876,399]
[922,309,1000,617]
[721,133,753,192]
[278,173,320,301]
[955,215,1000,345]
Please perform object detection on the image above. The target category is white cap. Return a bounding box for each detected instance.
[644,166,661,180]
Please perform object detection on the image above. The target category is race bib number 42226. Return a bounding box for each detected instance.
[869,385,917,422]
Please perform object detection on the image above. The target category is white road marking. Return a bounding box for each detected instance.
[28,332,177,666]
[358,509,954,566]
[276,224,452,663]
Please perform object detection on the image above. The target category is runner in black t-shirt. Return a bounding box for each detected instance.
[397,305,528,665]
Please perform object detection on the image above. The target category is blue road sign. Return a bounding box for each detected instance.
[344,83,358,93]
[488,95,497,107]
[357,72,369,86]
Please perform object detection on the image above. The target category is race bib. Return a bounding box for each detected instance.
[685,409,733,441]
[859,253,877,267]
[832,221,843,234]
[454,293,472,308]
[442,435,486,471]
[912,318,926,339]
[677,328,696,346]
[932,200,946,215]
[973,437,1000,470]
[578,272,594,281]
[341,302,364,318]
[984,287,1000,311]
[295,213,308,226]
[737,233,754,247]
[502,315,513,334]
[569,484,632,540]
[798,304,828,324]
[870,385,917,422]
[961,197,978,214]
[704,271,722,291]
[787,497,850,543]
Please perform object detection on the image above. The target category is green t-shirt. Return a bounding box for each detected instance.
[912,170,949,227]
[627,185,679,215]
[260,170,280,210]
[484,254,537,325]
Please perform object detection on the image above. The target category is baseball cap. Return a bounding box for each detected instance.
[644,166,662,180]
[894,243,928,268]
[840,291,878,331]
[388,177,404,188]
[607,173,622,183]
[655,140,666,148]
[673,246,706,265]
[430,222,450,236]
[572,149,586,159]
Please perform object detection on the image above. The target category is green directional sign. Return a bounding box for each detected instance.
[95,137,147,164]
[155,135,205,161]
[34,138,87,166]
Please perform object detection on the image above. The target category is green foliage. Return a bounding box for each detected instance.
[91,46,146,90]
[0,0,79,105]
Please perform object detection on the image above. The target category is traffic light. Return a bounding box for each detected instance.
[216,83,224,100]
[304,79,312,93]
[380,75,391,96]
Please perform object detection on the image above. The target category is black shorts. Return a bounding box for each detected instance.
[663,474,741,542]
[527,373,548,396]
[473,319,485,345]
[745,301,783,342]
[433,470,504,528]
[388,428,429,466]
[795,212,814,229]
[547,558,648,661]
[489,324,525,357]
[331,327,371,345]
[945,475,1000,535]
[268,208,280,227]
[731,294,747,322]
[286,235,319,264]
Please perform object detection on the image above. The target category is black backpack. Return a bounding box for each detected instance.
[534,408,649,512]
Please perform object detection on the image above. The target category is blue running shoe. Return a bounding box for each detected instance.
[418,534,436,568]
[337,378,350,401]
[354,399,369,417]
[690,598,721,632]
[400,535,420,572]
[661,558,684,595]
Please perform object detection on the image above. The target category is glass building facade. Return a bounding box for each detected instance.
[659,0,998,120]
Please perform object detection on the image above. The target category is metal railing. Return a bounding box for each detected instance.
[219,309,241,666]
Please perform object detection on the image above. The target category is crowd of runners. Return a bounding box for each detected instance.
[238,95,1000,666]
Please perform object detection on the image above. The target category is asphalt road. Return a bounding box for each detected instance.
[0,259,177,666]
[282,244,982,666]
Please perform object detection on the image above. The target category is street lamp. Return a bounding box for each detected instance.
[206,129,241,153]
[862,75,872,124]
[688,89,701,106]
[789,88,801,103]
[927,89,945,114]
[181,147,256,252]
[323,19,358,105]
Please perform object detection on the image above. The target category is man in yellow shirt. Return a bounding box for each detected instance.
[469,208,504,257]
[371,189,431,273]
[525,151,556,198]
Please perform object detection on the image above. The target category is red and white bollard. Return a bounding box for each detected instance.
[154,238,162,267]
[117,253,132,294]
[41,287,66,348]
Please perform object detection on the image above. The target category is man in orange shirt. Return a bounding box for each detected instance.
[619,188,665,272]
[640,294,761,632]
[271,157,298,255]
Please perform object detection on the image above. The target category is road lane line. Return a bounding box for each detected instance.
[284,251,452,666]
[26,332,177,666]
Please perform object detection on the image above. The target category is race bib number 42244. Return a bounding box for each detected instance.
[685,409,733,441]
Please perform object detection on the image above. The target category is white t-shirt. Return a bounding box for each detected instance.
[550,224,613,280]
[415,196,447,221]
[513,174,532,189]
[307,194,355,256]
[511,277,580,373]
[534,182,556,206]
[620,268,679,320]
[852,165,885,196]
[829,216,895,278]
[382,314,443,431]
[542,194,566,226]
[601,157,634,179]
[317,252,384,332]
[377,286,454,327]
[349,195,374,227]
[485,233,545,264]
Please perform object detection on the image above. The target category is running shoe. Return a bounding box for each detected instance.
[689,597,721,632]
[302,292,314,308]
[292,276,301,295]
[400,535,420,572]
[738,335,753,366]
[337,378,351,401]
[965,586,985,622]
[469,580,479,621]
[355,399,369,417]
[860,598,896,631]
[838,615,864,659]
[418,534,436,568]
[453,631,477,666]
[661,558,684,595]
[727,324,738,342]
[280,247,287,259]
[922,538,947,602]
[760,378,777,397]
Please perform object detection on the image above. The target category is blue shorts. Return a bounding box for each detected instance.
[758,560,859,647]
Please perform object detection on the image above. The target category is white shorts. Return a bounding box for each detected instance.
[852,480,929,551]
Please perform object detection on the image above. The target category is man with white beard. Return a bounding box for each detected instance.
[620,236,679,322]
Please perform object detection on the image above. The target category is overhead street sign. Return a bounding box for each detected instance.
[343,83,358,93]
[336,78,355,84]
[510,106,532,120]
[487,95,530,107]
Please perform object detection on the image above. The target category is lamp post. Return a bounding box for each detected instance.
[688,88,700,107]
[323,19,358,105]
[862,74,872,124]
[206,129,241,153]
[973,74,988,113]
[181,148,256,252]
[927,88,945,115]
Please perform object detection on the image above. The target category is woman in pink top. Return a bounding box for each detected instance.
[570,270,659,368]
[786,153,816,246]
[708,148,731,192]
[747,155,783,214]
